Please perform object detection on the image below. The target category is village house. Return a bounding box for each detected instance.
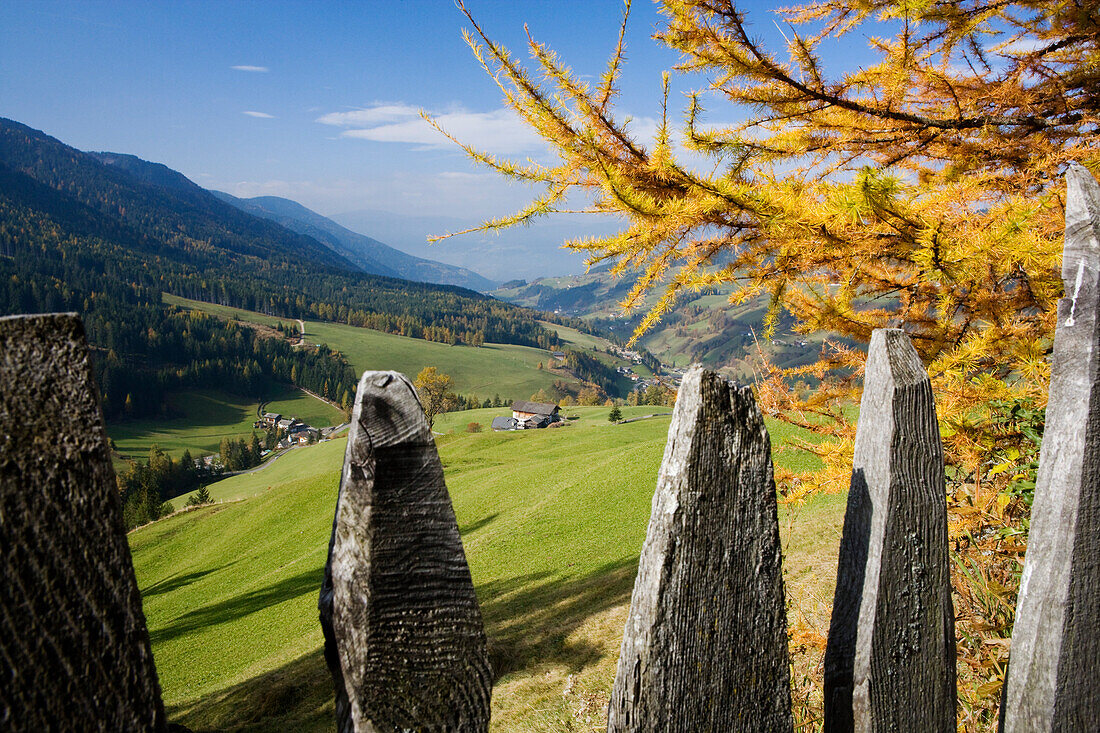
[276,417,304,433]
[261,412,281,428]
[510,400,561,429]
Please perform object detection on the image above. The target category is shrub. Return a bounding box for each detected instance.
[466,422,482,433]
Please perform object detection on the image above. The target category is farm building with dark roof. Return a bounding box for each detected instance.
[510,400,560,421]
[491,416,518,431]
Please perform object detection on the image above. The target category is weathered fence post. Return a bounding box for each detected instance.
[1001,163,1100,731]
[318,370,492,732]
[607,366,792,732]
[0,314,166,731]
[823,328,955,732]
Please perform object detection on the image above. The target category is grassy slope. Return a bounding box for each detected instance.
[170,437,348,505]
[163,293,293,329]
[305,320,573,401]
[432,405,668,435]
[167,294,584,402]
[108,386,343,465]
[536,320,607,350]
[263,389,343,430]
[130,412,837,732]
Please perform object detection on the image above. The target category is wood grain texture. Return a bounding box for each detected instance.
[607,366,792,732]
[0,313,165,732]
[318,370,491,732]
[823,329,955,732]
[1002,163,1100,731]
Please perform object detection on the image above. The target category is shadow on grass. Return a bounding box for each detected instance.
[459,512,498,536]
[477,556,638,679]
[140,565,232,598]
[170,649,333,733]
[170,558,639,731]
[151,566,325,645]
[128,391,251,432]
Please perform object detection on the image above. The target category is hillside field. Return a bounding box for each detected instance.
[166,294,590,402]
[113,294,666,475]
[130,408,839,731]
[495,276,829,376]
[108,385,343,467]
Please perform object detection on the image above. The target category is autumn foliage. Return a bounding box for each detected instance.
[414,366,459,431]
[440,0,1099,727]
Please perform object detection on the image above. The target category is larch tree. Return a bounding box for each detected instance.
[434,0,1100,727]
[414,366,458,431]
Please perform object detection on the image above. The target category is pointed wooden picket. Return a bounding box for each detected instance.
[319,370,492,732]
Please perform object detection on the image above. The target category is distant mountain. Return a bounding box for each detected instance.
[0,122,356,274]
[90,151,212,195]
[211,192,497,292]
[330,209,623,282]
[493,270,832,377]
[0,116,567,369]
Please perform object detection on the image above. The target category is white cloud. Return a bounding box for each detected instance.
[243,110,275,118]
[316,102,725,177]
[316,103,546,155]
[316,104,423,126]
[232,65,269,72]
[437,171,493,181]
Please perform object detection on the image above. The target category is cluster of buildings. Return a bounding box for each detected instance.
[491,401,562,431]
[617,364,681,394]
[259,411,321,448]
[608,344,644,363]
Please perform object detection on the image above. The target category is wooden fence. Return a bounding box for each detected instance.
[2,165,1098,730]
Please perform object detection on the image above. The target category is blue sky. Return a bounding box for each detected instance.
[0,0,857,277]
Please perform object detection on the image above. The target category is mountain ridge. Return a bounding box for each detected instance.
[0,116,570,421]
[211,191,497,291]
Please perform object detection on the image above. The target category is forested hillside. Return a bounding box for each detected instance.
[495,271,829,376]
[0,118,576,421]
[0,161,357,419]
[0,118,561,350]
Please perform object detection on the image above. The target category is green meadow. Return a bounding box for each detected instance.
[108,386,343,467]
[113,295,678,491]
[162,293,295,330]
[165,294,586,402]
[129,411,839,732]
[305,320,575,401]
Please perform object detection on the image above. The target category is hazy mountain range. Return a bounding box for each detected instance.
[85,151,496,292]
[330,209,623,283]
[210,193,497,292]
